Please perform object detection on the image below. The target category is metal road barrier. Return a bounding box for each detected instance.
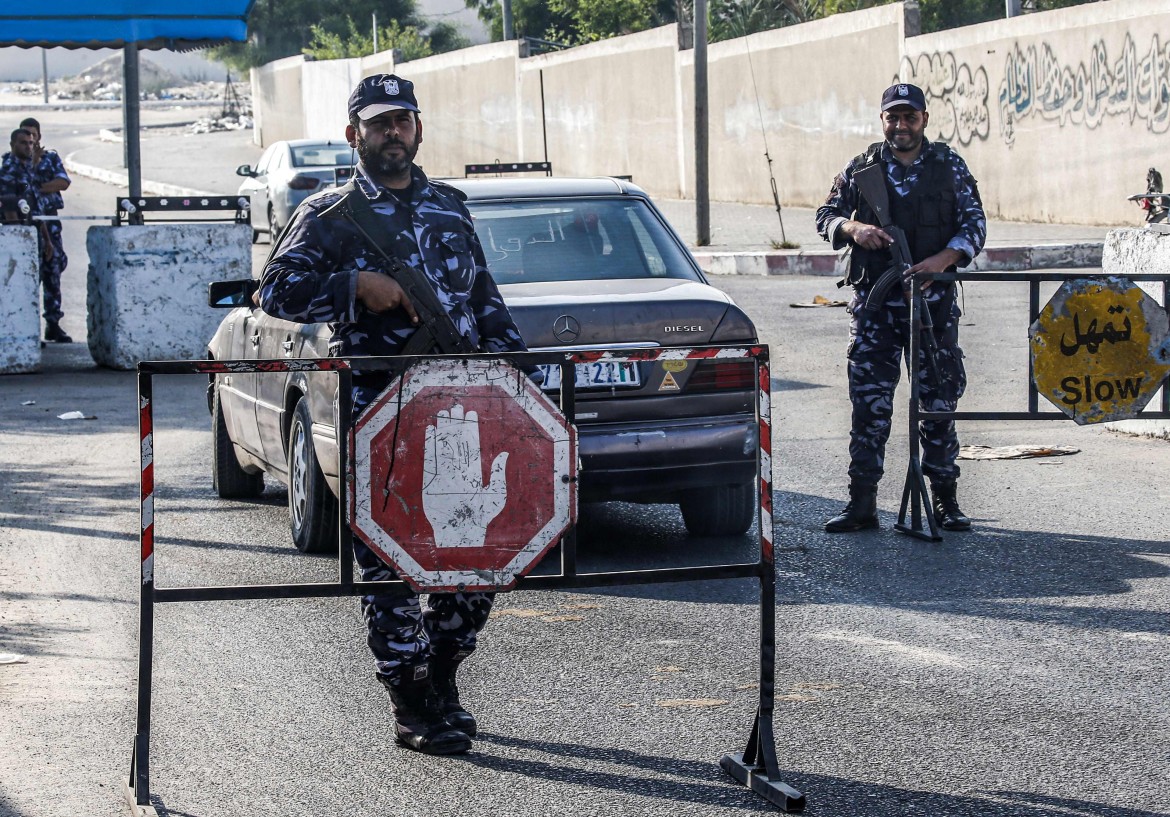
[895,271,1170,541]
[464,161,553,177]
[125,345,806,815]
[115,195,250,226]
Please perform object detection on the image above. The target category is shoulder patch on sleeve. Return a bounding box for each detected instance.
[429,178,469,202]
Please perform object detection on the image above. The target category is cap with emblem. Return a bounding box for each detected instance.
[880,83,926,112]
[348,74,420,121]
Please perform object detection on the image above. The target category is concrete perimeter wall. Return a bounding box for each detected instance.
[253,55,306,147]
[253,0,1170,225]
[901,0,1170,224]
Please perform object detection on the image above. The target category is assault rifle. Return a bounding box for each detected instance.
[320,186,477,361]
[852,163,942,388]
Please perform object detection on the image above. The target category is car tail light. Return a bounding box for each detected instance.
[288,174,321,190]
[686,359,755,392]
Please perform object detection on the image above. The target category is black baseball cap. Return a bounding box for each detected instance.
[348,74,420,121]
[880,83,926,112]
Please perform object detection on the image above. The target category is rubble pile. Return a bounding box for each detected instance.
[1,53,251,110]
[188,114,254,134]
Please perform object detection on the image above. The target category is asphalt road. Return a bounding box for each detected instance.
[0,120,1168,817]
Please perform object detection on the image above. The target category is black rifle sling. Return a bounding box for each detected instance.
[325,183,476,357]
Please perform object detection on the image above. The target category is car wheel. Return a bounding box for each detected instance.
[268,205,280,244]
[287,397,339,554]
[212,388,264,499]
[678,480,756,536]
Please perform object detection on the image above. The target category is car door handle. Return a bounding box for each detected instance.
[282,340,294,354]
[250,334,260,347]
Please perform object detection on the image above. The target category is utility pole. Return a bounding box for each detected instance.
[1005,0,1022,17]
[41,48,49,104]
[694,0,710,246]
[502,0,514,41]
[372,12,379,53]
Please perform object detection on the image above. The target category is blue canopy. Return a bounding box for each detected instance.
[0,1,254,49]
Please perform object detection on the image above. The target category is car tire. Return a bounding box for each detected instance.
[268,205,280,244]
[679,480,756,536]
[213,388,264,499]
[287,397,339,554]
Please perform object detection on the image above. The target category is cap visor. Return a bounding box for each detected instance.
[358,102,420,120]
[881,100,924,112]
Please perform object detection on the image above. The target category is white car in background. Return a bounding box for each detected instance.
[236,138,356,241]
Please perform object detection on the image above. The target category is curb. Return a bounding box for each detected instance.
[63,153,216,199]
[692,242,1104,277]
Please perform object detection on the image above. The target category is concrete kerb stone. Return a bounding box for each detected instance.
[693,242,1104,277]
[63,153,216,199]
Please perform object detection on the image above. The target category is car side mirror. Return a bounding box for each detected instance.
[209,278,260,308]
[236,164,257,178]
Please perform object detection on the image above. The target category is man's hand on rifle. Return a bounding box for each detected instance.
[841,220,894,251]
[905,248,965,290]
[356,270,419,323]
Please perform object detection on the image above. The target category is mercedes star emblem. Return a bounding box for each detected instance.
[553,315,580,343]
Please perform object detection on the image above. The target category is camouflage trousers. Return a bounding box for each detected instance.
[846,284,966,486]
[39,223,67,324]
[352,384,494,683]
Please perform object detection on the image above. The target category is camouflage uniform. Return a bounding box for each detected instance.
[261,163,527,683]
[0,149,69,324]
[816,139,986,486]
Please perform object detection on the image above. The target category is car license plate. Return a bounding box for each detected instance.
[538,361,641,390]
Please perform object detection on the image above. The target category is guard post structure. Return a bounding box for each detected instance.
[894,271,1170,541]
[126,344,806,815]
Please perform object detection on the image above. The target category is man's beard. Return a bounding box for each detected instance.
[357,134,418,178]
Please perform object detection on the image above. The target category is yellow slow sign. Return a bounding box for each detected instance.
[1030,277,1170,425]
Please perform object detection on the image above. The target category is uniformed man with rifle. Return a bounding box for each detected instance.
[261,75,529,755]
[815,83,986,534]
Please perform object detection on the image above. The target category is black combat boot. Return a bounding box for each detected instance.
[44,322,72,343]
[431,646,477,737]
[931,480,971,531]
[824,482,879,533]
[378,668,472,755]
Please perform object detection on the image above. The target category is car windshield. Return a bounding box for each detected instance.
[290,144,357,168]
[467,197,702,285]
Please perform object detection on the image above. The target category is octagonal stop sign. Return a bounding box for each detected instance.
[349,359,577,592]
[1030,277,1170,424]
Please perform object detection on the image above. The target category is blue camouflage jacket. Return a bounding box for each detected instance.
[815,139,986,266]
[0,149,69,214]
[261,163,527,371]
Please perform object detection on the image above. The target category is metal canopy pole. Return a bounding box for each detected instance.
[122,42,142,201]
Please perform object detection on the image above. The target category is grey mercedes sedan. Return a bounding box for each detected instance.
[207,177,760,553]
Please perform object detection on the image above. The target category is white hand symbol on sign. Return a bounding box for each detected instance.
[423,404,509,548]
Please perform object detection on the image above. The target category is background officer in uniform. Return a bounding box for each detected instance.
[1,121,72,343]
[260,74,529,755]
[815,82,986,534]
[24,118,73,343]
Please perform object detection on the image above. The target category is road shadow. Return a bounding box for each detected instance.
[550,489,1170,640]
[456,733,1166,817]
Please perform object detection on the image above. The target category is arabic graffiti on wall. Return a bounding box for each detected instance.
[998,33,1170,146]
[899,51,991,145]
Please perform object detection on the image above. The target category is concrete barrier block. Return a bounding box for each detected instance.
[0,227,42,374]
[86,224,251,370]
[1101,228,1170,436]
